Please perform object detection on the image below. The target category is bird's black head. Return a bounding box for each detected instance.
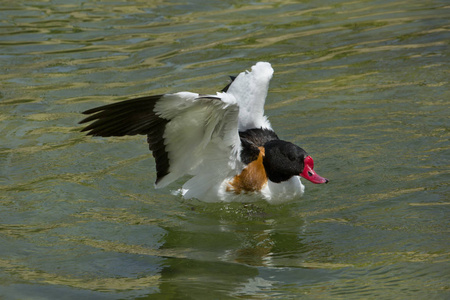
[263,140,307,183]
[263,140,329,184]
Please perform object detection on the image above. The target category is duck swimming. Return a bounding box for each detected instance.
[80,62,328,204]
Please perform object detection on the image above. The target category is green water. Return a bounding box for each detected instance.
[1,0,449,299]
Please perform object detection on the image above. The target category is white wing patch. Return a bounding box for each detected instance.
[226,62,274,131]
[153,92,241,199]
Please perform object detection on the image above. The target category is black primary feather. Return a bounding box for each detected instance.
[221,76,237,92]
[79,95,170,183]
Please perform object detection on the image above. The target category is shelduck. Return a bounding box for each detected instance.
[80,62,328,204]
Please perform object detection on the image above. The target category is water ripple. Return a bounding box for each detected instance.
[0,0,448,298]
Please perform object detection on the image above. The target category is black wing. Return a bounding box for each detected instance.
[79,95,170,183]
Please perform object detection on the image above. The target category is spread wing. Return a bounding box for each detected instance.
[226,62,274,131]
[80,92,241,190]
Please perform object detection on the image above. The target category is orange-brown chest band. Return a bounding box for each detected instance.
[227,147,268,194]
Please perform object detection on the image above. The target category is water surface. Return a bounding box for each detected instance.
[0,0,449,299]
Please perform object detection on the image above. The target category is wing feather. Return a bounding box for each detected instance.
[226,62,274,131]
[80,92,241,192]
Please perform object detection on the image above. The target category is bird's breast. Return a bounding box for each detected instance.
[226,147,268,194]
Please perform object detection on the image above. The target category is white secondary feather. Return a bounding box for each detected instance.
[153,92,242,201]
[226,61,274,131]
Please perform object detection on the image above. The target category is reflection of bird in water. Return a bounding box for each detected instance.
[213,203,309,267]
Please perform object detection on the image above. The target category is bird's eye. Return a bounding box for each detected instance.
[308,171,313,177]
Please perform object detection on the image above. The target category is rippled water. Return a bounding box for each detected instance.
[1,0,449,299]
